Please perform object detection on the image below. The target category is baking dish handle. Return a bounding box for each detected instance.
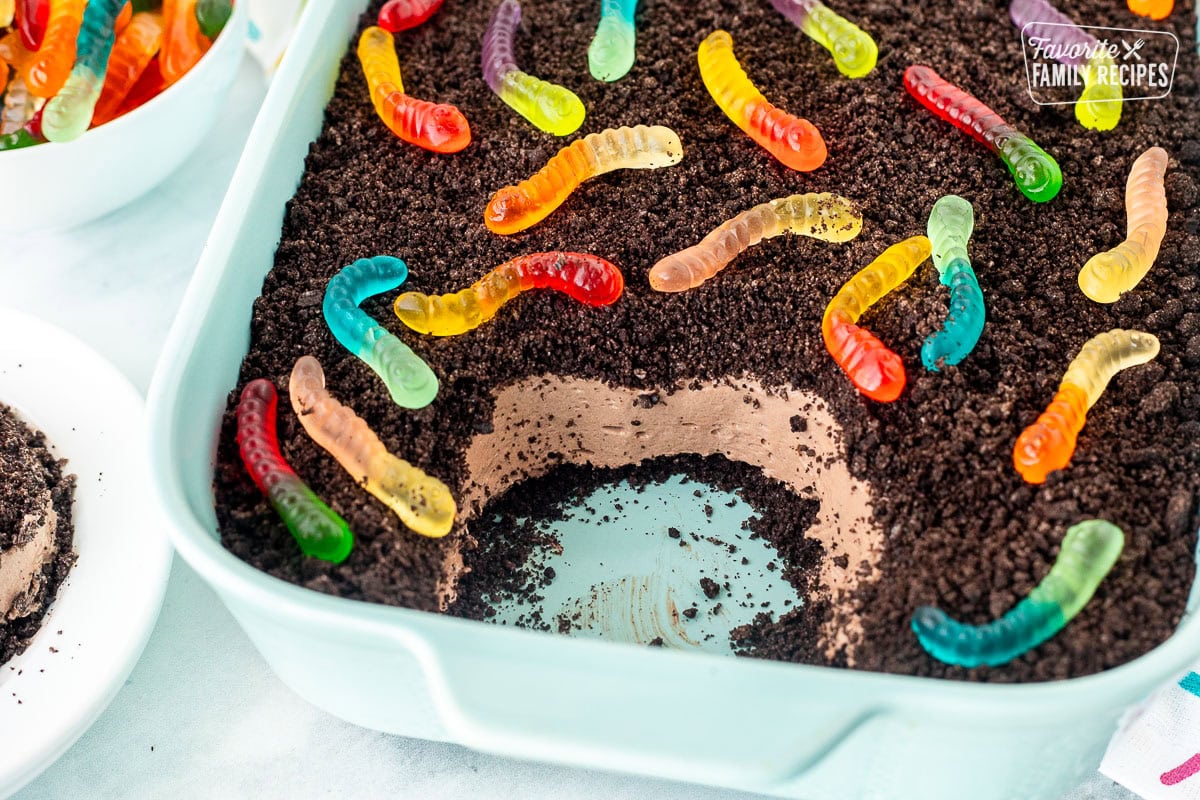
[409,626,877,789]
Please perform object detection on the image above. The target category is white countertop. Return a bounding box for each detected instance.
[5,60,1137,800]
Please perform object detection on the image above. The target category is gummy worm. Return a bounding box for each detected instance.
[358,26,470,153]
[42,0,124,142]
[822,235,932,403]
[115,2,130,33]
[484,124,682,234]
[649,192,862,293]
[1013,329,1159,484]
[1128,0,1173,20]
[0,96,42,149]
[697,30,827,172]
[482,0,585,136]
[0,0,12,28]
[922,195,984,371]
[193,0,230,38]
[1009,0,1122,131]
[912,519,1124,668]
[23,0,83,98]
[323,255,439,409]
[0,29,34,76]
[378,0,444,32]
[767,0,877,79]
[160,0,209,87]
[1077,147,1169,304]
[394,252,624,336]
[289,355,457,538]
[0,126,40,150]
[236,379,354,564]
[1,75,35,135]
[588,0,638,82]
[92,11,163,127]
[375,0,443,31]
[1076,51,1122,132]
[16,0,48,51]
[903,65,1062,203]
[1008,0,1094,68]
[111,54,162,118]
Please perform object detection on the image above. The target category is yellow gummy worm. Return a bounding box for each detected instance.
[795,1,877,79]
[1061,329,1161,408]
[484,124,683,235]
[649,192,862,292]
[826,236,932,324]
[288,355,456,538]
[697,30,826,172]
[1076,50,1123,132]
[1078,147,1169,303]
[360,24,407,95]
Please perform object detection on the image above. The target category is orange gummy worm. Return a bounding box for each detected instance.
[357,25,470,153]
[1127,0,1172,19]
[1013,329,1159,483]
[92,11,163,126]
[115,1,130,31]
[23,0,84,97]
[822,235,931,402]
[0,29,34,74]
[160,0,208,86]
[1012,384,1089,484]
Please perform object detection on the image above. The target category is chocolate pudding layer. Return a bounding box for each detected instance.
[1,406,75,664]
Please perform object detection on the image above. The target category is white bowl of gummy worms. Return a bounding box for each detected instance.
[0,0,247,232]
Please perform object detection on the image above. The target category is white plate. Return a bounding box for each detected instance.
[0,309,172,796]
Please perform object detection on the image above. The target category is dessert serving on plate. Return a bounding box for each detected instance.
[0,405,74,666]
[212,0,1199,682]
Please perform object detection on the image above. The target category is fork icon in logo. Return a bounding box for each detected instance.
[1122,38,1146,60]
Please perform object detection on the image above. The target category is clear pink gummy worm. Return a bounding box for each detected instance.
[288,355,456,538]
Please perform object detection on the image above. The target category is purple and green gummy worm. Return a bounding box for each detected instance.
[42,0,123,142]
[323,255,439,409]
[482,0,585,135]
[236,379,354,564]
[912,519,1123,668]
[768,0,877,78]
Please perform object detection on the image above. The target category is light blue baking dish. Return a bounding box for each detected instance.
[146,2,1200,797]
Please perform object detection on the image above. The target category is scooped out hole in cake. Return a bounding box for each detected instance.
[446,376,880,662]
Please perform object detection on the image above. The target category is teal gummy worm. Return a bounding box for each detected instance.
[588,0,638,82]
[922,195,985,371]
[42,0,123,142]
[912,519,1124,668]
[323,256,439,409]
